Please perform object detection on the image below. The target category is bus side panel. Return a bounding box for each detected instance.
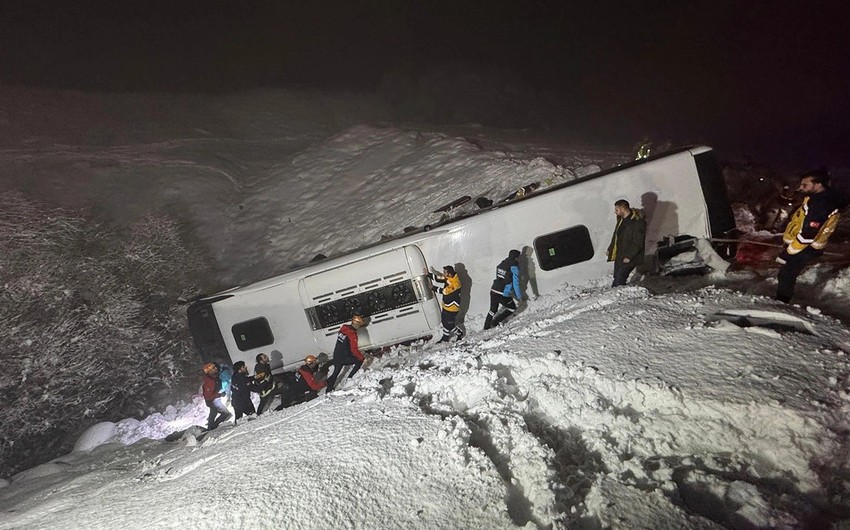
[415,149,716,320]
[213,282,318,374]
[300,245,440,353]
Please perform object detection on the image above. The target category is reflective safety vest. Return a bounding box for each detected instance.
[783,195,840,254]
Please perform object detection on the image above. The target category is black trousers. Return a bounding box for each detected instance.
[276,389,319,410]
[232,392,256,420]
[439,310,463,342]
[777,248,820,303]
[325,354,363,390]
[257,384,286,415]
[484,291,516,329]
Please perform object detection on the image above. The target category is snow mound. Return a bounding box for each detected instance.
[73,422,117,452]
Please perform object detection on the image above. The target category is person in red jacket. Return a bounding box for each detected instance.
[202,362,232,430]
[325,314,367,392]
[276,355,327,409]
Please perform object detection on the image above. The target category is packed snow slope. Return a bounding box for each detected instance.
[2,87,850,528]
[2,285,850,529]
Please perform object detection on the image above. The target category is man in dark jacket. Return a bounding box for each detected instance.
[776,169,847,303]
[276,355,327,409]
[254,368,286,415]
[484,250,523,330]
[607,199,646,287]
[254,352,272,376]
[325,313,367,392]
[230,361,256,422]
[202,362,232,430]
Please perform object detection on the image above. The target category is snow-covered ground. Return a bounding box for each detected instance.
[1,87,850,528]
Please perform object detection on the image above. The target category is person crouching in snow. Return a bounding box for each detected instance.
[202,362,232,430]
[325,313,368,392]
[275,355,327,410]
[230,361,256,422]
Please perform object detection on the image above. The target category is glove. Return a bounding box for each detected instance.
[776,248,790,265]
[432,286,438,293]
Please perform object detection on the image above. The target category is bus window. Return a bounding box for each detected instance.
[534,225,594,271]
[232,317,274,351]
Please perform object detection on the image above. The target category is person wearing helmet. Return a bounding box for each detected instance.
[201,362,232,430]
[483,250,524,330]
[276,354,327,410]
[429,265,465,342]
[325,313,368,392]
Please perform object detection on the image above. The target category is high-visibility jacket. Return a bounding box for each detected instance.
[430,272,461,313]
[783,191,842,255]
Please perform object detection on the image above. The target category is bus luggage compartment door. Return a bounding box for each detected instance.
[299,245,440,353]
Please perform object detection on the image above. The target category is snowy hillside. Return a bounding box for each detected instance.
[2,285,850,528]
[2,88,850,528]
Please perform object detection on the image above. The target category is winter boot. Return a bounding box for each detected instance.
[490,311,509,327]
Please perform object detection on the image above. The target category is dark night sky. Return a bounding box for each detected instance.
[2,1,849,168]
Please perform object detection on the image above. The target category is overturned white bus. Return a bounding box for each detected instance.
[188,145,735,374]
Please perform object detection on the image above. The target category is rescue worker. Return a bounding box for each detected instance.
[325,313,367,392]
[606,199,646,287]
[202,362,232,430]
[484,250,523,330]
[254,352,272,376]
[429,265,464,342]
[776,169,847,303]
[230,361,256,421]
[254,367,285,415]
[276,355,327,409]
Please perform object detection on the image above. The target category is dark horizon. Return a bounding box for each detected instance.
[2,1,849,169]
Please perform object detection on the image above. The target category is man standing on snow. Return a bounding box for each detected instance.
[607,199,646,287]
[325,313,368,392]
[776,169,847,303]
[202,362,232,430]
[230,361,256,422]
[429,265,465,342]
[484,250,523,330]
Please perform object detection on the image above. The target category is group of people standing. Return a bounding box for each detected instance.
[428,247,526,339]
[201,313,369,431]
